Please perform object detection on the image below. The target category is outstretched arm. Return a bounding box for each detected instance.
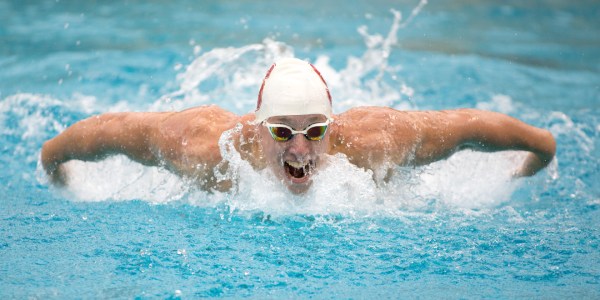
[413,109,556,177]
[332,107,556,177]
[41,112,168,185]
[41,105,249,189]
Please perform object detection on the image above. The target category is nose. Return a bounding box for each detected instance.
[287,135,311,159]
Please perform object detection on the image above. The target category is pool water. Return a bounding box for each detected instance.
[1,0,600,298]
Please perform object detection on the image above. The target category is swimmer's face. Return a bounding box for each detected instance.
[259,114,330,194]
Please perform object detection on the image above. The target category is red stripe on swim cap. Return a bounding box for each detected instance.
[309,63,332,105]
[256,63,276,110]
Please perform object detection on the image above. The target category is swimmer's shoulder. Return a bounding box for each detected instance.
[331,106,419,148]
[334,106,409,124]
[153,105,246,140]
[162,105,254,128]
[178,104,240,119]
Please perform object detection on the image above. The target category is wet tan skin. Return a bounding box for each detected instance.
[41,105,556,194]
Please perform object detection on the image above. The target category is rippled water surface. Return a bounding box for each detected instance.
[1,0,599,298]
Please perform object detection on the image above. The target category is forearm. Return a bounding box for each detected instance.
[510,126,555,177]
[41,113,160,175]
[42,120,98,175]
[413,109,556,175]
[467,110,556,176]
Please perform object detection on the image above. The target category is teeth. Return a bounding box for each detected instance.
[286,161,308,168]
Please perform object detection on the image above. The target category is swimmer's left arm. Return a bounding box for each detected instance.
[414,109,556,177]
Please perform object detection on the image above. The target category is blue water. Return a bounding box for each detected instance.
[2,0,600,298]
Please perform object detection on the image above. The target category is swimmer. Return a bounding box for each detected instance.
[41,58,556,194]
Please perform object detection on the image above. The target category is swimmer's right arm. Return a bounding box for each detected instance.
[41,106,251,188]
[41,112,167,185]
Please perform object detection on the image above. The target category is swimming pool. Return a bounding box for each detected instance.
[1,0,599,298]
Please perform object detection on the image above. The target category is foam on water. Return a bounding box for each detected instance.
[1,4,560,216]
[50,156,189,203]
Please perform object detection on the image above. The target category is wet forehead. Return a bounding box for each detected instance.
[267,114,327,128]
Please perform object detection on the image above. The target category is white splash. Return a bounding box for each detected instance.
[53,155,188,203]
[476,94,517,114]
[409,150,524,209]
[149,38,294,113]
[1,93,97,165]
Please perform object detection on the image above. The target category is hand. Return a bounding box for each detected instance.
[46,163,68,187]
[44,164,68,187]
[512,152,552,178]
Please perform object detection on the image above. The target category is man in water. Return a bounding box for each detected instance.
[41,58,556,194]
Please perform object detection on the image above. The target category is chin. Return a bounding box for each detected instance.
[285,180,312,194]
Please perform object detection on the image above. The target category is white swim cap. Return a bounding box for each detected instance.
[255,58,332,123]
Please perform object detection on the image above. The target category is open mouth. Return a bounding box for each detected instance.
[284,161,312,181]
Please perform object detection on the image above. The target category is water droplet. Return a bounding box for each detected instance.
[193,45,202,55]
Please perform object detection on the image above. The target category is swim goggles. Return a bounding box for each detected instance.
[263,120,330,142]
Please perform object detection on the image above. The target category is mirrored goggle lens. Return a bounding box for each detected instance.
[269,126,293,141]
[305,125,328,141]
